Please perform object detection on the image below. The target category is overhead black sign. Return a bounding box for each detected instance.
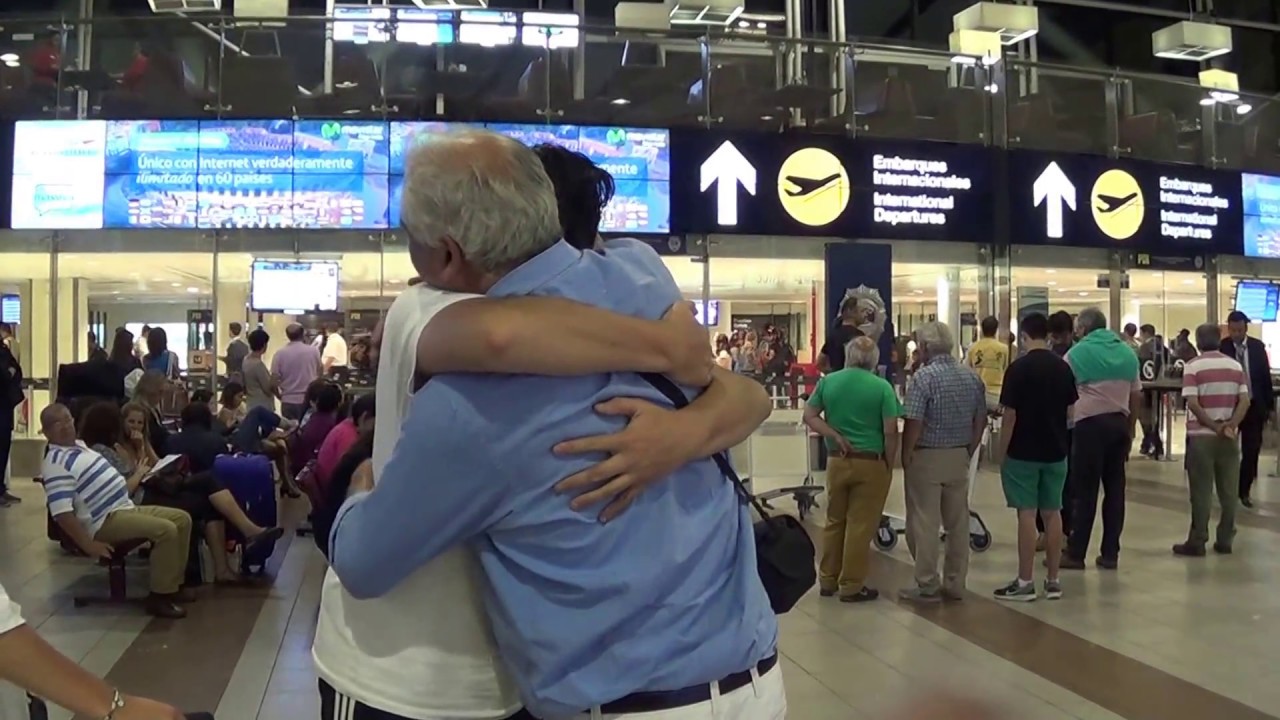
[1008,149,1242,254]
[670,131,993,241]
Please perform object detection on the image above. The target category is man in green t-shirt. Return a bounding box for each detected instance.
[804,335,903,602]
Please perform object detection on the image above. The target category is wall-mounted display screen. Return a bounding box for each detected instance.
[396,8,457,45]
[1242,173,1280,259]
[521,11,581,49]
[0,295,19,325]
[1234,280,1280,323]
[11,119,108,229]
[389,122,670,234]
[694,299,720,326]
[250,260,340,313]
[333,5,392,44]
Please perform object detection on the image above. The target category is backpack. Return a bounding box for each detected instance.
[0,343,22,411]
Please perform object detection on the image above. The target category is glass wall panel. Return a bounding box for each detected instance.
[58,230,217,400]
[0,233,53,440]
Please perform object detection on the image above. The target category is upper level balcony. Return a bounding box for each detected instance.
[0,13,1275,174]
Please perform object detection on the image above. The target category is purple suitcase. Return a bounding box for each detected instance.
[213,454,278,574]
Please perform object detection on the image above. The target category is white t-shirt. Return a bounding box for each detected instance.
[322,332,349,368]
[312,286,520,720]
[0,582,22,636]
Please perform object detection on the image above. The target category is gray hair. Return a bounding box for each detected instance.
[1194,322,1222,352]
[401,129,562,272]
[844,335,880,371]
[1077,307,1107,335]
[916,321,955,356]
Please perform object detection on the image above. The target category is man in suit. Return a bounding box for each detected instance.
[1221,311,1275,508]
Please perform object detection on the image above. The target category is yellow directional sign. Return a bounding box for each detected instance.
[777,148,850,227]
[1090,169,1144,240]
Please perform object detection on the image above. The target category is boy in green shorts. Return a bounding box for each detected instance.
[994,312,1078,602]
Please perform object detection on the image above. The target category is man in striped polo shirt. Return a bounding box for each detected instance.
[40,404,193,619]
[1174,324,1250,557]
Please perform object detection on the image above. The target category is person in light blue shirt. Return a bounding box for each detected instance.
[329,130,783,720]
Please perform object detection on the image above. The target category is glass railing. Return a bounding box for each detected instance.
[0,13,1272,172]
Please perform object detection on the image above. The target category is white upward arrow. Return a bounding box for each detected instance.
[699,141,756,226]
[1033,161,1076,239]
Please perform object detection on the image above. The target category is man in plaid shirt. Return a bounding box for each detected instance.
[900,321,988,603]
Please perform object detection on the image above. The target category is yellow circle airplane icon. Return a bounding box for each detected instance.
[777,148,850,227]
[1090,169,1144,240]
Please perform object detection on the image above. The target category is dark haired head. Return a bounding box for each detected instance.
[349,392,376,425]
[230,322,243,336]
[220,381,245,408]
[78,402,123,447]
[181,401,214,430]
[314,383,344,414]
[0,322,10,337]
[1139,323,1156,337]
[532,143,615,250]
[286,323,305,342]
[1227,310,1250,325]
[980,316,999,338]
[108,330,136,367]
[189,388,213,405]
[1123,323,1138,337]
[248,328,270,352]
[1048,310,1073,336]
[146,326,168,356]
[1019,312,1049,341]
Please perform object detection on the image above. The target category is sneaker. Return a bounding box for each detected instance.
[839,587,879,603]
[819,587,837,598]
[1213,542,1233,555]
[1172,542,1206,557]
[1043,579,1063,600]
[993,579,1037,602]
[1095,556,1118,570]
[1241,496,1255,509]
[897,587,942,604]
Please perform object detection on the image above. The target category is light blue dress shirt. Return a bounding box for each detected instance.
[329,239,777,719]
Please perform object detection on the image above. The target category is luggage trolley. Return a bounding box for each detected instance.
[873,423,994,553]
[738,418,824,521]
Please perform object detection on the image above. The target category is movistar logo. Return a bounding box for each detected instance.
[321,122,343,140]
[605,128,626,145]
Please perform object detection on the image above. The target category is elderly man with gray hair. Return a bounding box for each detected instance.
[804,335,902,602]
[1173,322,1249,557]
[326,130,782,720]
[900,321,987,603]
[1062,307,1140,570]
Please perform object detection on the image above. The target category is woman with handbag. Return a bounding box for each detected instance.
[79,402,283,584]
[142,327,181,382]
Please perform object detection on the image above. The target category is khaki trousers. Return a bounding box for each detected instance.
[820,456,891,595]
[904,447,971,593]
[95,506,193,595]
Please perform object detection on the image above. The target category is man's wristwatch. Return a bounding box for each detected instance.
[101,689,125,719]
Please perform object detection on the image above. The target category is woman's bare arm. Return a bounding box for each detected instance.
[416,297,714,387]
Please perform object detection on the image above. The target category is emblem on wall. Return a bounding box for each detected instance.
[841,284,888,342]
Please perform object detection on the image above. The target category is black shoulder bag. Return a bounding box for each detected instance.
[640,373,816,614]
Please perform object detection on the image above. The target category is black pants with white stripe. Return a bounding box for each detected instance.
[319,679,529,720]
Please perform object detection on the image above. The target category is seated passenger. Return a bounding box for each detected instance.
[40,404,193,619]
[314,392,374,489]
[290,382,343,477]
[215,381,249,434]
[79,402,283,585]
[130,370,173,456]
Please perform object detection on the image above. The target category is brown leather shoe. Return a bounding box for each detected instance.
[175,587,198,604]
[145,595,187,619]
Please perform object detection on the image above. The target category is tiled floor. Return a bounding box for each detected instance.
[5,432,1280,720]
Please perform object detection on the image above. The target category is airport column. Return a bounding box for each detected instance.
[25,278,88,421]
[936,267,962,357]
[1108,254,1125,332]
[214,282,249,382]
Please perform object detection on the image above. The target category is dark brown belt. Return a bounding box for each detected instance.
[833,450,883,461]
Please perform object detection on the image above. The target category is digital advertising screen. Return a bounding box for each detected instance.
[388,122,671,235]
[250,260,340,313]
[396,8,457,45]
[11,119,108,229]
[1233,280,1280,323]
[1242,173,1280,259]
[10,119,669,235]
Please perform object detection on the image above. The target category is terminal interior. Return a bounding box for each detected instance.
[9,0,1280,719]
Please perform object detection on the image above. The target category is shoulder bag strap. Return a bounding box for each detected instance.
[638,372,775,521]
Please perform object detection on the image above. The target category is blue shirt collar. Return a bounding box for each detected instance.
[487,240,580,298]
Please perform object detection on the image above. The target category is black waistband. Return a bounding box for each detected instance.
[601,653,777,715]
[505,654,779,718]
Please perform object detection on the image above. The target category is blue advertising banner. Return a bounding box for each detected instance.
[825,242,894,379]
